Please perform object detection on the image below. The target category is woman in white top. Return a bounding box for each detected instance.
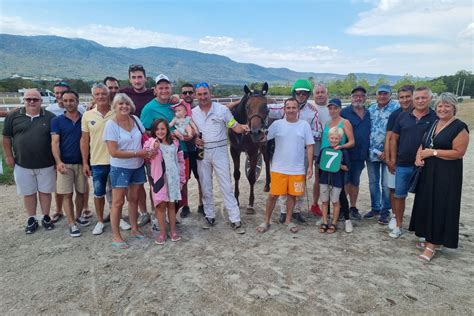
[104,93,151,249]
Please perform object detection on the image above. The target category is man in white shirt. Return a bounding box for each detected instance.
[192,82,250,234]
[256,98,314,234]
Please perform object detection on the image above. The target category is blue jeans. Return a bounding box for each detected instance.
[394,165,416,198]
[366,160,391,213]
[91,165,110,198]
[110,165,146,188]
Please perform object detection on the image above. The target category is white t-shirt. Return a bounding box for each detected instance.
[267,119,314,175]
[45,103,86,116]
[268,102,324,138]
[103,115,144,169]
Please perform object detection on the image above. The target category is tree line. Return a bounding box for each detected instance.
[0,70,472,98]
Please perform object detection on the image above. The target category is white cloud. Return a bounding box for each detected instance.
[347,0,472,38]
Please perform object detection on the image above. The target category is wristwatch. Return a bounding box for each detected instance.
[433,150,438,156]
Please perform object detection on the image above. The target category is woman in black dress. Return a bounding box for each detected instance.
[410,93,469,262]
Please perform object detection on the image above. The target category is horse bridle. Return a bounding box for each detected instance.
[245,94,269,134]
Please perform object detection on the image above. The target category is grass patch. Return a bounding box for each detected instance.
[0,122,15,184]
[457,100,474,129]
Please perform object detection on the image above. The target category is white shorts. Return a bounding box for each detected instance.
[319,184,341,203]
[14,165,56,195]
[387,169,396,189]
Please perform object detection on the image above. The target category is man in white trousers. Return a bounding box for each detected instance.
[192,82,250,234]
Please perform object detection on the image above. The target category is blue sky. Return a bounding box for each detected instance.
[1,0,472,77]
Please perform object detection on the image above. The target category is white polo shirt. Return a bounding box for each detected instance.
[192,102,237,149]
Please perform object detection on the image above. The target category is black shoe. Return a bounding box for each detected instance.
[25,217,38,234]
[180,206,191,218]
[279,213,287,224]
[350,207,362,220]
[42,215,55,230]
[103,214,111,223]
[338,212,345,222]
[202,217,215,229]
[197,205,205,216]
[292,212,306,223]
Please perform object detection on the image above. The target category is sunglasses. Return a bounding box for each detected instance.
[195,82,209,89]
[54,81,70,88]
[295,91,309,96]
[24,98,41,103]
[181,91,194,95]
[128,64,145,72]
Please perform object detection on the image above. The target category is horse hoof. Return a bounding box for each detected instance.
[264,185,270,192]
[246,206,255,215]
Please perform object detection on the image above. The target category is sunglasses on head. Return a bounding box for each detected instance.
[195,82,209,89]
[24,98,41,103]
[182,91,194,95]
[54,81,70,88]
[128,64,145,72]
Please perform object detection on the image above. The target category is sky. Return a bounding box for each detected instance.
[0,0,473,77]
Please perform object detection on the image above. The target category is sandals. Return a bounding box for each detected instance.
[327,224,337,234]
[170,231,181,242]
[112,241,129,249]
[287,222,299,234]
[154,234,166,245]
[319,223,328,233]
[81,209,93,219]
[130,231,146,240]
[256,223,271,233]
[51,213,64,223]
[418,247,436,262]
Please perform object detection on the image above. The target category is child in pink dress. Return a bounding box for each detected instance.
[143,119,186,245]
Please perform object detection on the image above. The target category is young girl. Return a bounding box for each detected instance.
[318,127,349,234]
[169,101,199,140]
[143,119,186,245]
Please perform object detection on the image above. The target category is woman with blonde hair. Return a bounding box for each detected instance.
[103,93,152,249]
[410,92,469,262]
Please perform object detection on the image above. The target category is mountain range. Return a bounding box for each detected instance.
[0,34,424,85]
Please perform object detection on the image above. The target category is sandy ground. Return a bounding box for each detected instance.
[0,137,473,315]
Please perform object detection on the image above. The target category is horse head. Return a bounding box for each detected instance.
[240,82,269,143]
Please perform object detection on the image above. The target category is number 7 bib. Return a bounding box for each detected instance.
[319,148,342,173]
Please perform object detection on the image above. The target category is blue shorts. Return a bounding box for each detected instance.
[91,165,110,198]
[110,165,146,189]
[346,160,365,186]
[394,165,416,198]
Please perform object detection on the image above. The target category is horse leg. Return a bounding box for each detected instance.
[246,150,258,214]
[261,143,271,192]
[230,145,241,206]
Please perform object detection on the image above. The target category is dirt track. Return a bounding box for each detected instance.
[0,136,473,315]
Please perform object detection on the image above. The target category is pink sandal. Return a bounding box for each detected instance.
[154,234,166,245]
[170,231,181,242]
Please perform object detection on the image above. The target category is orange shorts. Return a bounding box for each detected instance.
[270,172,306,196]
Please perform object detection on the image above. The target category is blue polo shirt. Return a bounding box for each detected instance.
[392,108,437,166]
[340,105,371,161]
[50,114,83,164]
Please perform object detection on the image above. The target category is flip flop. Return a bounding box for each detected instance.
[170,231,182,242]
[112,241,129,249]
[130,233,146,240]
[81,209,93,219]
[51,213,64,223]
[287,222,299,234]
[256,223,271,233]
[327,224,337,234]
[155,234,166,245]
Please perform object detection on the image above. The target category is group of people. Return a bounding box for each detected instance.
[2,65,469,261]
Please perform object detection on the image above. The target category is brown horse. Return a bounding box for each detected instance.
[229,82,272,214]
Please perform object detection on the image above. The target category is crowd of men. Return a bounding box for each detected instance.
[2,65,438,241]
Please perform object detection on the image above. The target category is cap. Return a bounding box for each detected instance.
[376,84,392,94]
[291,79,313,94]
[351,86,367,94]
[171,100,192,117]
[155,74,170,84]
[328,98,342,107]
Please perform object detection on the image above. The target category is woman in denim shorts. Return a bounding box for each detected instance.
[104,93,153,249]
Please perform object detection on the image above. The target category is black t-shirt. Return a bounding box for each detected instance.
[386,108,403,132]
[393,109,437,166]
[3,108,55,168]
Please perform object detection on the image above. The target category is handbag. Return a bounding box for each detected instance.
[408,121,437,194]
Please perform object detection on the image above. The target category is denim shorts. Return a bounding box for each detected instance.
[110,165,146,189]
[346,160,365,186]
[91,165,110,197]
[395,165,416,198]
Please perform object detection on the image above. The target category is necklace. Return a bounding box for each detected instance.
[430,117,456,147]
[117,116,132,131]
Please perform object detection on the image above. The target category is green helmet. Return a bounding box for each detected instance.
[291,79,313,94]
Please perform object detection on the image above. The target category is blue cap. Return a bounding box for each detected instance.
[328,98,342,107]
[376,84,392,94]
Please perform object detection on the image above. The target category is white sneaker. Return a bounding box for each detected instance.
[119,219,131,231]
[69,225,81,237]
[389,227,402,238]
[388,216,397,230]
[92,222,104,235]
[344,220,353,233]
